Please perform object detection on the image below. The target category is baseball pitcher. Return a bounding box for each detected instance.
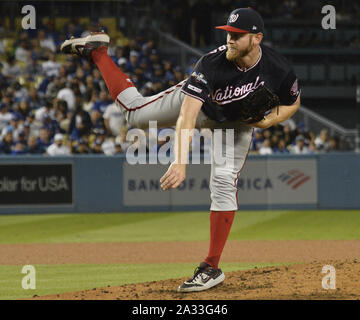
[61,8,300,292]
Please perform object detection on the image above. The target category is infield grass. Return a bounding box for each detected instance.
[0,210,359,244]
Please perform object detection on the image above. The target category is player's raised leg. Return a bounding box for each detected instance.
[60,32,184,129]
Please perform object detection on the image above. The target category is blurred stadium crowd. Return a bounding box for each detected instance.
[150,0,360,48]
[0,8,347,156]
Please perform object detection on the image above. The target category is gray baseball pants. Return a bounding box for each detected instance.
[115,80,253,211]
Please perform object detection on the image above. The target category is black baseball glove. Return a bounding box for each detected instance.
[233,85,281,124]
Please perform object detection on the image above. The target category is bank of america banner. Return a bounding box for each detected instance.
[237,159,317,205]
[0,164,73,206]
[123,159,317,207]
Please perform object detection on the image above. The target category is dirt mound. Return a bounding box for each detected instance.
[33,260,359,300]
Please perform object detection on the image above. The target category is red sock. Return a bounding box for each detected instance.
[91,47,134,100]
[204,210,235,269]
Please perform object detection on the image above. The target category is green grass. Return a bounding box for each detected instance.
[0,210,358,300]
[230,210,360,240]
[0,210,359,244]
[0,262,281,300]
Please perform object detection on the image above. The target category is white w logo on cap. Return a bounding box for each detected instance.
[228,14,239,23]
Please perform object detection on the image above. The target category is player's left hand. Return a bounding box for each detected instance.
[160,162,186,191]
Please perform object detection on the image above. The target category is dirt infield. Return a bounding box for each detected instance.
[1,240,359,299]
[1,240,359,265]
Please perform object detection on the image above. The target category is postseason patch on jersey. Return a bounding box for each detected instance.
[187,84,202,93]
[191,71,208,85]
[290,79,299,96]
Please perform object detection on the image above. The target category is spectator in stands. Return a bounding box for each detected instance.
[15,40,29,63]
[29,38,44,61]
[35,99,55,123]
[83,76,99,96]
[125,50,140,74]
[282,123,296,146]
[314,129,330,152]
[17,99,31,121]
[92,90,112,114]
[26,135,43,154]
[117,51,127,66]
[68,106,92,140]
[27,87,42,110]
[90,107,105,132]
[57,82,76,111]
[54,99,70,132]
[24,111,40,137]
[258,139,273,155]
[12,81,29,102]
[43,113,61,137]
[290,135,310,154]
[113,142,123,155]
[10,128,28,154]
[0,129,14,154]
[92,68,106,92]
[65,21,84,39]
[308,141,317,154]
[94,127,115,155]
[91,138,104,154]
[2,55,22,79]
[2,113,22,139]
[46,76,65,101]
[274,138,290,154]
[142,39,156,57]
[0,103,13,131]
[42,52,61,77]
[46,133,71,156]
[83,89,98,112]
[11,141,27,155]
[103,102,127,136]
[74,138,89,154]
[0,10,352,157]
[327,136,340,152]
[38,29,57,53]
[251,129,264,152]
[37,126,52,153]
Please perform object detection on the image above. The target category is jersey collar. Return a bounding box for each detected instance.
[235,45,262,73]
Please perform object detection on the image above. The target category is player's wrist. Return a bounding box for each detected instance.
[173,160,188,166]
[250,117,271,129]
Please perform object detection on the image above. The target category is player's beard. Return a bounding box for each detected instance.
[226,37,254,62]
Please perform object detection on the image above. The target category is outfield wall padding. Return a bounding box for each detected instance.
[0,153,358,214]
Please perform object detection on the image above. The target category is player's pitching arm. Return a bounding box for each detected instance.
[160,95,203,191]
[251,94,301,129]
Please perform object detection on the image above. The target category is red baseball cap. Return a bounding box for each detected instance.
[215,8,264,34]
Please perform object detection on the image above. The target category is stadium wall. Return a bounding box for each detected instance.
[0,154,358,214]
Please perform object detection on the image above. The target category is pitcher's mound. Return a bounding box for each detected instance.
[34,259,359,300]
